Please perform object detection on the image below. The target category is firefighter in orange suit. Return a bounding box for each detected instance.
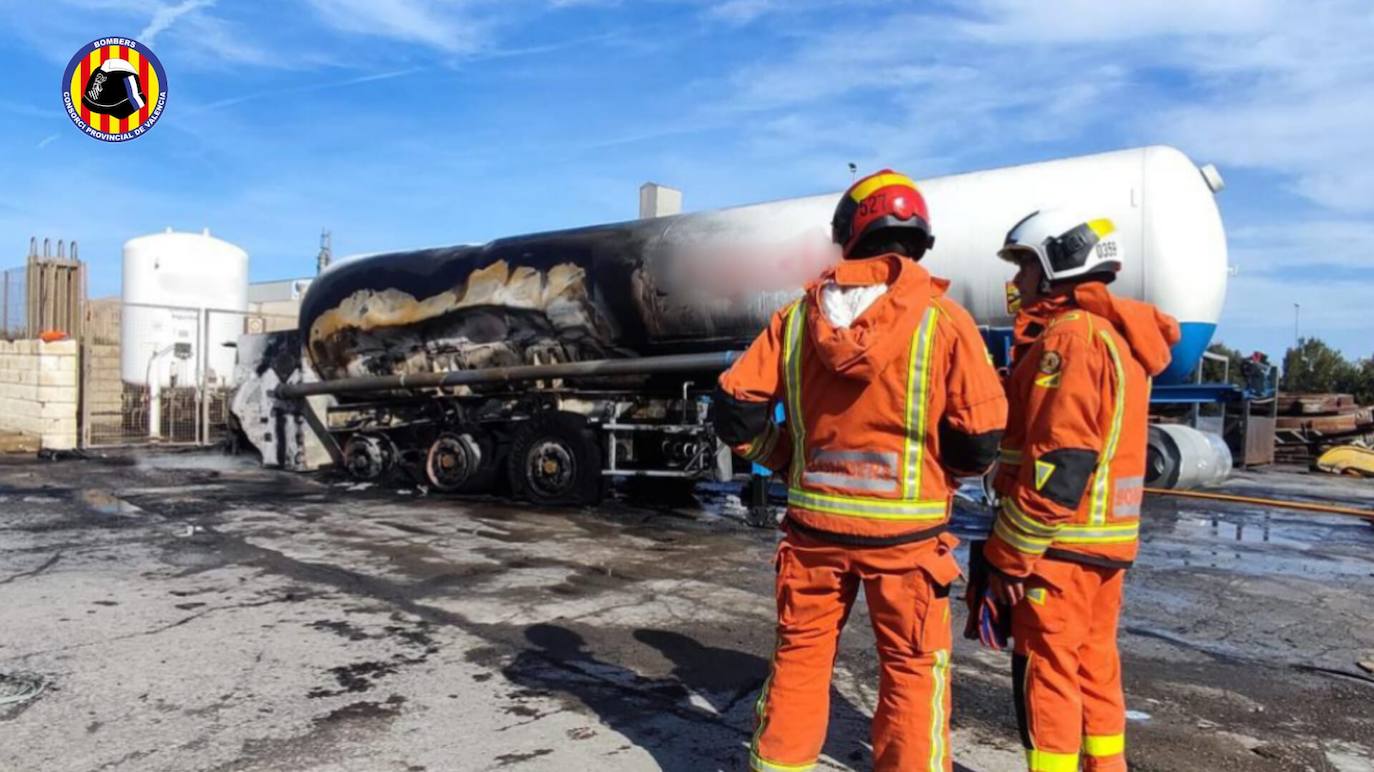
[984,209,1181,772]
[712,170,1008,772]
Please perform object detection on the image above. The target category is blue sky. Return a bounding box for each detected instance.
[2,0,1370,360]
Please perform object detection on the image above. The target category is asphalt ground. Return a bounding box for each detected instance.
[1,453,1372,771]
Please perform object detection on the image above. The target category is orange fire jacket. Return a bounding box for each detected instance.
[715,255,1007,544]
[987,282,1180,575]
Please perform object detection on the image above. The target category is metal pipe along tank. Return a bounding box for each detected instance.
[274,352,740,398]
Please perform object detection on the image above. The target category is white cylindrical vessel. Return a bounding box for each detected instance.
[301,145,1227,387]
[683,145,1227,383]
[121,229,249,390]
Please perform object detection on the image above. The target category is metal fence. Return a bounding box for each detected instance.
[1,265,25,340]
[81,303,297,448]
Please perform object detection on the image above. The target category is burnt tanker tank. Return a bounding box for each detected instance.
[241,145,1230,510]
[300,144,1227,390]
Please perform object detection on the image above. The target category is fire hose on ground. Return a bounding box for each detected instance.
[1145,487,1374,521]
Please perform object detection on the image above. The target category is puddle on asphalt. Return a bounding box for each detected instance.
[133,454,258,472]
[78,489,143,516]
[1141,507,1374,578]
[946,489,1374,580]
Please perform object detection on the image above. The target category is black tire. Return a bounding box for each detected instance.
[506,412,603,506]
[425,428,497,495]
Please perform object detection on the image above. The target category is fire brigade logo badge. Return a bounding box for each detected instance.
[62,37,167,142]
[1035,350,1063,388]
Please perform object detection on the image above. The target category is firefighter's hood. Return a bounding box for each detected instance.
[804,255,939,380]
[1073,282,1181,377]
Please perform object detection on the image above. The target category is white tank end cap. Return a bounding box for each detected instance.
[1200,163,1225,193]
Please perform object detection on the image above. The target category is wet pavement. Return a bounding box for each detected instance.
[1,453,1372,771]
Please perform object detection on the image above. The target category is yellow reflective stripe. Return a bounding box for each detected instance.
[1084,733,1125,757]
[994,517,1051,555]
[928,649,950,772]
[781,302,806,488]
[1056,522,1139,544]
[750,753,816,772]
[849,171,917,202]
[999,447,1023,464]
[902,306,940,499]
[1026,748,1080,772]
[788,488,946,521]
[1090,330,1127,525]
[1000,499,1060,538]
[750,633,778,764]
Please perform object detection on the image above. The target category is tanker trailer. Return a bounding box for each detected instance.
[240,145,1229,504]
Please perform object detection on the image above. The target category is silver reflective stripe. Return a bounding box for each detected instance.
[1113,476,1143,518]
[812,449,899,468]
[902,306,940,499]
[802,471,898,492]
[1115,476,1144,491]
[805,449,899,492]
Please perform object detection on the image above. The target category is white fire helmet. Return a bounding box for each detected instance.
[997,209,1123,286]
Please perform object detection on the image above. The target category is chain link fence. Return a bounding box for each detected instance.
[80,304,296,448]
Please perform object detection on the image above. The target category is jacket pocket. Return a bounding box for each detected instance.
[1015,580,1067,633]
[912,548,961,654]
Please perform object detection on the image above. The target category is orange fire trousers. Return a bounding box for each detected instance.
[751,525,961,772]
[1012,560,1127,772]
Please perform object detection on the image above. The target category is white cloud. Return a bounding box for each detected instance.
[1154,3,1374,214]
[707,0,772,25]
[959,0,1278,42]
[1229,220,1374,272]
[35,134,59,150]
[670,0,1372,356]
[1218,273,1369,358]
[185,67,424,112]
[139,0,215,45]
[305,0,486,53]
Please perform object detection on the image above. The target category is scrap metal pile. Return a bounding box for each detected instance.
[1275,393,1374,465]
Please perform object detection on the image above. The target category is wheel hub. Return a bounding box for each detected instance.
[344,435,392,480]
[427,434,480,491]
[527,440,576,498]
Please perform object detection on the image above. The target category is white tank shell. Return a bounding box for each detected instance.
[685,145,1227,382]
[121,230,249,387]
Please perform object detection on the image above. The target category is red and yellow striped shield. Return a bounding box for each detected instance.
[62,37,168,142]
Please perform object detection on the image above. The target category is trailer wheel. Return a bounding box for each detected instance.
[507,412,602,506]
[344,433,396,481]
[426,429,497,494]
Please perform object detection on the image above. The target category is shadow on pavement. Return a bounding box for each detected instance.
[500,623,877,770]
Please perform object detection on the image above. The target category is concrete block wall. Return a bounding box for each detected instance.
[0,339,79,449]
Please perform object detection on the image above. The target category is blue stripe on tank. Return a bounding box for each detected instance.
[1157,321,1217,385]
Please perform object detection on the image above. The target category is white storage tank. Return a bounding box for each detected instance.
[121,228,249,389]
